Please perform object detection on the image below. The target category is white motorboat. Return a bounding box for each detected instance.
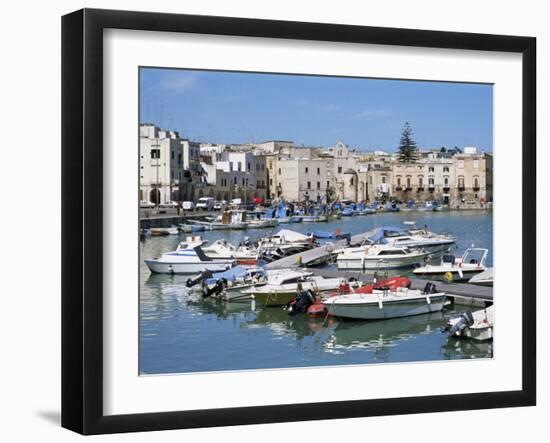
[150,225,179,236]
[202,238,259,265]
[468,267,493,286]
[238,272,343,306]
[144,236,235,274]
[259,229,316,256]
[218,268,311,302]
[337,244,429,270]
[445,305,494,341]
[324,284,446,320]
[365,223,455,254]
[413,248,488,282]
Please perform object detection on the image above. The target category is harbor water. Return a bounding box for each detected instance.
[140,210,493,375]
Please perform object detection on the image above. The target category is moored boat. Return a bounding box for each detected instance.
[144,236,235,274]
[337,244,429,270]
[324,283,446,320]
[445,305,494,341]
[413,248,488,282]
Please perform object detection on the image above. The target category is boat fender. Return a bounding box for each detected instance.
[443,271,454,283]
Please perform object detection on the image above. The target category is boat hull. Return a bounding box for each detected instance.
[144,259,232,274]
[337,255,426,270]
[326,294,447,320]
[413,268,484,282]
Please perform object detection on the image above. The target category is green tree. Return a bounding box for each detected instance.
[398,122,419,162]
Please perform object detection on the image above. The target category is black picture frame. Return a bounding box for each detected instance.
[62,8,536,435]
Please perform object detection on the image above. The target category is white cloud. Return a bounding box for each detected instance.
[319,103,341,112]
[160,74,198,93]
[355,109,392,120]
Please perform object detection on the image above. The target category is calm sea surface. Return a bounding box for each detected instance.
[139,210,493,374]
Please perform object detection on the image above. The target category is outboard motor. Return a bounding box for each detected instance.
[446,311,475,336]
[202,278,228,298]
[186,269,213,288]
[288,290,316,316]
[423,282,437,294]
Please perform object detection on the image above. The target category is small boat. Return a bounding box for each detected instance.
[144,236,235,274]
[277,216,292,224]
[341,207,354,217]
[324,283,446,320]
[178,224,206,233]
[288,276,412,317]
[366,224,455,254]
[197,266,269,300]
[259,229,316,256]
[150,226,179,236]
[202,238,259,265]
[385,202,400,212]
[468,267,493,286]
[337,244,429,270]
[413,248,488,282]
[247,210,278,228]
[289,215,302,223]
[310,230,351,240]
[445,305,494,341]
[240,272,344,306]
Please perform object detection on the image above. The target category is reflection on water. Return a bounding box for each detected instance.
[140,211,493,374]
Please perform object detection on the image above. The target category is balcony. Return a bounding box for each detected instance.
[443,187,450,192]
[458,186,466,191]
[473,186,480,191]
[395,186,403,191]
[405,187,413,191]
[417,186,424,191]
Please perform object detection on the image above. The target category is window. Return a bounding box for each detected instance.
[171,151,174,160]
[317,167,320,175]
[305,167,309,173]
[381,176,386,184]
[270,178,273,185]
[406,177,411,187]
[150,148,160,159]
[229,162,233,171]
[418,176,423,187]
[396,177,401,186]
[278,168,281,174]
[458,176,465,188]
[338,166,342,173]
[256,164,260,171]
[307,181,311,189]
[233,177,237,185]
[327,181,330,189]
[317,181,321,190]
[428,166,434,173]
[261,164,265,171]
[238,162,242,171]
[443,166,449,173]
[429,177,435,186]
[474,176,480,188]
[247,162,251,171]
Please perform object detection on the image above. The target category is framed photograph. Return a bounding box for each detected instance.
[62,8,536,435]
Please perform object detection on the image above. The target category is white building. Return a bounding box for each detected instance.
[139,124,202,204]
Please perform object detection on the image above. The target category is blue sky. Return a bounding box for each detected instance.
[139,67,493,152]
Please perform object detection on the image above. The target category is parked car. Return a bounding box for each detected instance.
[195,197,215,211]
[140,201,155,209]
[181,201,195,211]
[213,200,227,211]
[160,201,178,208]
